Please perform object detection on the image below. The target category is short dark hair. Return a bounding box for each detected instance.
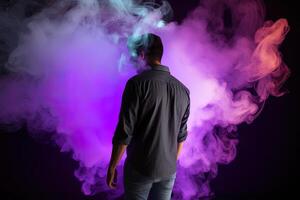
[128,33,164,61]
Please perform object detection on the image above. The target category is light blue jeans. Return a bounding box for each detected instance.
[123,161,176,200]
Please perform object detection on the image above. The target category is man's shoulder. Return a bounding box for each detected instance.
[127,70,153,83]
[125,73,147,89]
[127,71,190,95]
[169,75,190,94]
[127,73,143,84]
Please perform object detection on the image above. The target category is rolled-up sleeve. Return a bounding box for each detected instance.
[177,94,190,143]
[112,80,139,145]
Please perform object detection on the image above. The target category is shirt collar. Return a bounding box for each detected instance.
[150,64,170,73]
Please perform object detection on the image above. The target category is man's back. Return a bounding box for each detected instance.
[113,64,190,178]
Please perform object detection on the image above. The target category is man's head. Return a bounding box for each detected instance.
[128,33,163,65]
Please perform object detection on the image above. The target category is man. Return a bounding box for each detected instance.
[106,33,190,200]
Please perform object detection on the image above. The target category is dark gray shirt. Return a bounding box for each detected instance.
[113,65,190,178]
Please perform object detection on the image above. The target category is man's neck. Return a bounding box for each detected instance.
[148,60,161,66]
[153,60,161,65]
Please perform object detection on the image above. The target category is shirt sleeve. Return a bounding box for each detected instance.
[112,79,139,145]
[178,94,190,143]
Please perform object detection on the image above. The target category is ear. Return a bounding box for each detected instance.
[140,51,145,59]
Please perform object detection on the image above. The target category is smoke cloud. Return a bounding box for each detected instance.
[0,0,289,199]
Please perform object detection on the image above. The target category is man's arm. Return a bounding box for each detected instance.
[106,80,139,189]
[106,144,127,189]
[177,93,190,160]
[108,144,127,169]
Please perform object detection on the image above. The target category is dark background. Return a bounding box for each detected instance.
[0,0,298,199]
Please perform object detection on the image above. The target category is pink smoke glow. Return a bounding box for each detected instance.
[0,0,289,199]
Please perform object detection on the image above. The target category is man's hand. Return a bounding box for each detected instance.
[106,166,117,189]
[177,142,183,160]
[106,143,127,189]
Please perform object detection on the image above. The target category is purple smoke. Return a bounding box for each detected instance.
[0,0,289,199]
